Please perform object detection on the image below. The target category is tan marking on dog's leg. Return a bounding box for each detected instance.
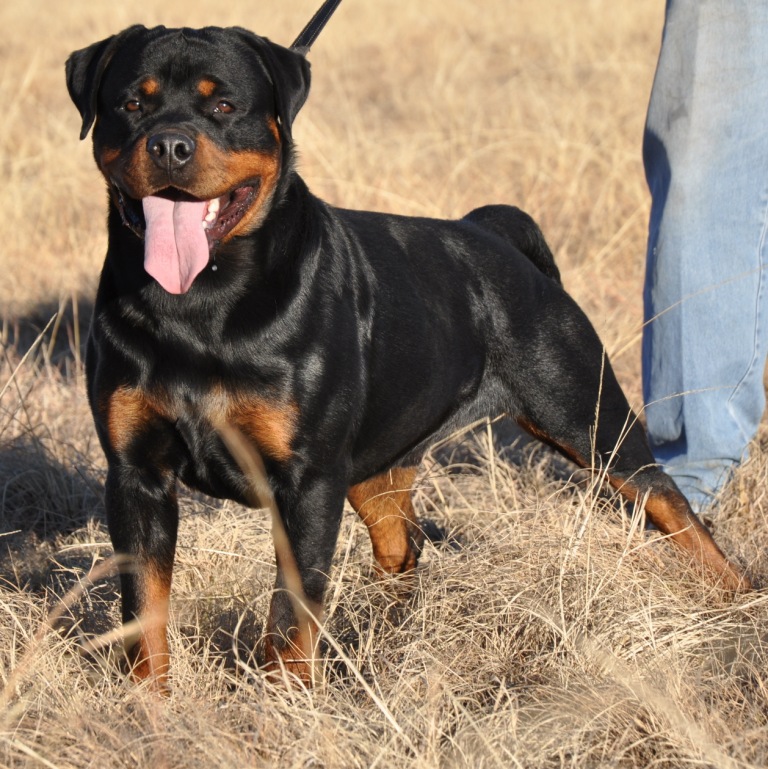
[262,611,318,687]
[609,476,751,592]
[127,563,172,692]
[348,468,422,574]
[262,557,321,688]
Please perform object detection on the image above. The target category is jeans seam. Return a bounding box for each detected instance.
[726,188,768,442]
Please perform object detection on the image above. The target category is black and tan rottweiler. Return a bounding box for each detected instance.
[65,23,749,690]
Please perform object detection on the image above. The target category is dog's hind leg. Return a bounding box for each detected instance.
[606,463,751,591]
[518,404,750,592]
[348,467,423,575]
[508,297,750,592]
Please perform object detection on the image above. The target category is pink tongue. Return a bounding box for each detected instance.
[142,195,210,294]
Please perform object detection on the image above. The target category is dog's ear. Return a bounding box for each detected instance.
[66,25,146,140]
[234,29,311,141]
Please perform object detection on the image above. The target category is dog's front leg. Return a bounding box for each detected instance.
[105,462,179,692]
[262,474,346,686]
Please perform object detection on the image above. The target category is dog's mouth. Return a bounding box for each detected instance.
[113,183,257,294]
[200,185,258,242]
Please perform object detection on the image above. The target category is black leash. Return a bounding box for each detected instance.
[291,0,343,54]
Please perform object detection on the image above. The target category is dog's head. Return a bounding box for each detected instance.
[66,26,311,293]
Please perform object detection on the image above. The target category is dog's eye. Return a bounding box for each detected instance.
[213,100,235,114]
[124,100,142,113]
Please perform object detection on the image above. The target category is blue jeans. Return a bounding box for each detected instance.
[642,0,768,511]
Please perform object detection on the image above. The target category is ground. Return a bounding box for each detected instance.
[1,2,767,767]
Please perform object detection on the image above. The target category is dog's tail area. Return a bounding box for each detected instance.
[463,205,561,285]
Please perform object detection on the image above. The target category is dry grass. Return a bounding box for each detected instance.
[2,1,768,767]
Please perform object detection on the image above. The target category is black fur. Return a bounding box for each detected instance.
[66,24,748,688]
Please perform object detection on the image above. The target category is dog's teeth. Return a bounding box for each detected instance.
[204,211,217,223]
[208,198,220,214]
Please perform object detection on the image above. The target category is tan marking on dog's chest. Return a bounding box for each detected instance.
[100,386,160,455]
[225,395,298,463]
[102,384,297,463]
[191,384,298,461]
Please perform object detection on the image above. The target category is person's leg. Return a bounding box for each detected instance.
[642,0,768,511]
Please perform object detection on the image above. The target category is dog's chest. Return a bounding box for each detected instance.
[100,380,298,487]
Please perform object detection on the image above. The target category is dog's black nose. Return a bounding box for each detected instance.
[146,131,196,171]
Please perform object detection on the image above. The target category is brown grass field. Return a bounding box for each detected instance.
[2,1,768,766]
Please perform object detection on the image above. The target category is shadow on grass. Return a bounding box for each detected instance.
[2,295,94,378]
[0,434,105,589]
[0,433,123,678]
